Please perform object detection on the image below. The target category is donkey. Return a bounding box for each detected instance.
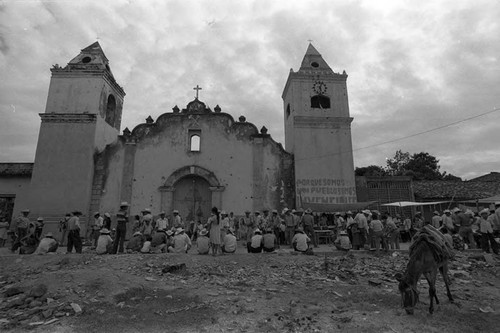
[395,240,454,314]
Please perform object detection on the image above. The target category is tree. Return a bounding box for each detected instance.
[355,165,387,177]
[404,152,442,180]
[386,150,411,176]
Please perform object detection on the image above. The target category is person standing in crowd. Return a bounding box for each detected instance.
[254,211,263,229]
[34,217,44,239]
[34,232,58,255]
[385,214,399,250]
[302,209,317,248]
[262,228,278,252]
[345,211,355,242]
[220,211,230,242]
[172,210,183,229]
[442,210,454,234]
[222,227,237,254]
[242,210,255,247]
[261,209,271,229]
[96,228,114,254]
[140,209,154,239]
[401,215,412,242]
[248,228,263,253]
[369,212,384,253]
[292,227,310,253]
[228,212,236,229]
[480,209,499,254]
[270,209,281,247]
[456,208,475,249]
[493,202,500,237]
[112,202,129,254]
[356,210,369,249]
[207,207,221,256]
[431,211,442,228]
[413,212,424,235]
[283,208,296,246]
[10,209,30,252]
[156,211,169,231]
[197,229,210,254]
[67,211,82,254]
[0,214,9,248]
[91,212,104,249]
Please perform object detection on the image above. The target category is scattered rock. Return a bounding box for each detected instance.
[3,286,25,297]
[70,303,82,314]
[29,300,43,308]
[162,263,186,274]
[29,284,48,298]
[479,306,494,313]
[368,279,383,286]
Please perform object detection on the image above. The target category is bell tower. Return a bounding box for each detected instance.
[282,44,356,207]
[16,42,125,222]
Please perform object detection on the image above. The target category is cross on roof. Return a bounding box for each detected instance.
[193,85,202,99]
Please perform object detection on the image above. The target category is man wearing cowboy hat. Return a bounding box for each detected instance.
[169,227,192,253]
[126,231,144,253]
[283,208,295,247]
[292,227,310,253]
[112,202,129,254]
[262,228,278,252]
[67,211,83,254]
[493,202,500,237]
[10,209,31,252]
[150,228,168,253]
[269,209,282,246]
[172,210,183,229]
[441,209,454,234]
[156,211,169,231]
[431,210,442,229]
[222,227,237,254]
[248,228,263,253]
[34,232,58,255]
[457,209,475,249]
[301,208,317,248]
[140,208,154,238]
[196,228,210,254]
[479,209,499,254]
[96,228,114,255]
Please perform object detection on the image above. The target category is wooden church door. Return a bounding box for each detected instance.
[172,175,211,226]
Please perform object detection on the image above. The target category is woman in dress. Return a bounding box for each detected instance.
[207,207,221,256]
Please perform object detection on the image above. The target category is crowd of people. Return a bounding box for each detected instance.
[2,201,499,256]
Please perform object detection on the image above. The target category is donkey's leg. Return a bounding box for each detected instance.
[440,261,454,303]
[424,270,438,314]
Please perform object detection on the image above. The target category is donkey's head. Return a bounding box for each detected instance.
[395,272,419,314]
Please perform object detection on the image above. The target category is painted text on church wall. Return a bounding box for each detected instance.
[296,178,357,204]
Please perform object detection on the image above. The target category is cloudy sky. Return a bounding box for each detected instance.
[1,0,499,180]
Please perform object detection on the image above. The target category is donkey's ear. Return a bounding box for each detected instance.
[394,272,403,281]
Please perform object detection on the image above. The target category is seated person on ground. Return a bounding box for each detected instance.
[262,228,278,252]
[34,232,58,255]
[222,227,237,253]
[20,233,38,255]
[96,228,114,254]
[248,229,263,253]
[334,230,352,251]
[168,228,192,253]
[197,229,210,254]
[150,228,168,253]
[292,227,310,253]
[140,236,153,253]
[126,231,144,253]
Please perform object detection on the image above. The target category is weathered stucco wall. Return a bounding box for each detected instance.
[45,76,105,114]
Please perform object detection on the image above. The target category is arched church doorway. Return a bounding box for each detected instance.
[172,175,211,225]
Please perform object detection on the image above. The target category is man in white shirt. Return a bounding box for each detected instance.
[222,228,237,253]
[292,227,310,252]
[156,211,169,231]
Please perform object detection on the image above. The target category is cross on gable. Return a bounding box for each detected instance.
[193,85,202,99]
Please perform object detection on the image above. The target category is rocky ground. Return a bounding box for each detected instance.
[0,248,499,333]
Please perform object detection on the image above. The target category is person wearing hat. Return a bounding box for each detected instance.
[222,227,237,254]
[455,208,475,249]
[334,230,351,251]
[254,211,263,230]
[112,202,129,254]
[0,214,9,248]
[126,231,144,253]
[156,211,169,231]
[169,227,192,253]
[283,208,296,247]
[10,209,31,252]
[431,211,442,229]
[140,209,154,239]
[301,208,317,248]
[172,210,183,229]
[412,211,424,236]
[479,209,499,254]
[66,211,83,254]
[354,210,369,249]
[206,207,221,256]
[34,232,58,255]
[269,209,282,247]
[91,212,104,249]
[34,217,45,240]
[239,210,253,245]
[262,228,278,253]
[441,209,454,234]
[96,228,113,254]
[261,209,271,229]
[197,229,210,254]
[248,228,263,253]
[291,227,310,253]
[369,211,385,252]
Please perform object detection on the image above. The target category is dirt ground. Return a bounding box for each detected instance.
[0,248,499,333]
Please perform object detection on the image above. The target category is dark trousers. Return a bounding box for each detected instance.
[247,244,262,253]
[304,225,317,247]
[11,227,28,252]
[67,230,82,253]
[481,233,499,254]
[112,226,126,254]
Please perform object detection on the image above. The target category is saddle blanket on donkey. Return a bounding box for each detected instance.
[410,225,454,262]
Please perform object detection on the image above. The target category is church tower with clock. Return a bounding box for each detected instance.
[282,44,357,207]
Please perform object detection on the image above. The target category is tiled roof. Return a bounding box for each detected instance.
[468,172,500,182]
[413,180,500,200]
[0,163,33,177]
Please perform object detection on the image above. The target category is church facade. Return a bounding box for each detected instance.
[5,42,356,233]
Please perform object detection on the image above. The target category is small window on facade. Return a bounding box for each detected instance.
[311,95,330,109]
[105,94,116,126]
[286,104,291,118]
[190,135,200,151]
